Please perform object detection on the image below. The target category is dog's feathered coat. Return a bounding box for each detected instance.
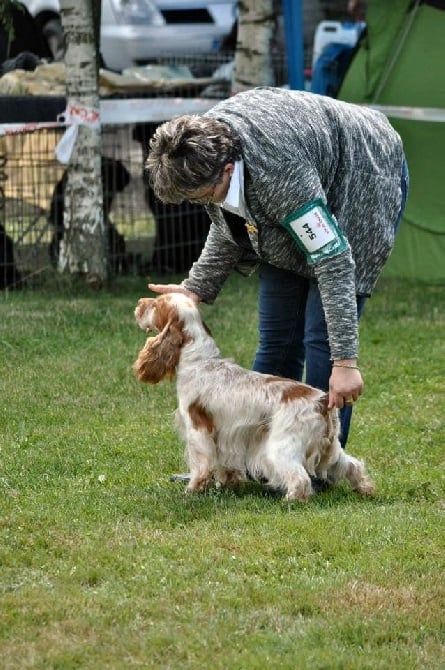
[134,293,375,501]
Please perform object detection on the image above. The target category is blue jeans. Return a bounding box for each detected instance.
[252,268,366,447]
[252,159,409,448]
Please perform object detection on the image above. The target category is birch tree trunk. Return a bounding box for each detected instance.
[231,0,275,94]
[58,0,105,289]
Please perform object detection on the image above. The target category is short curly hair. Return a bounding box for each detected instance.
[145,115,242,204]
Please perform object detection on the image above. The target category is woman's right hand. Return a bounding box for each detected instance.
[147,283,201,304]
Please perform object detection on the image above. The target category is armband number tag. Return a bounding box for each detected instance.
[280,199,348,264]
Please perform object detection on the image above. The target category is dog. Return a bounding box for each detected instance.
[133,292,376,502]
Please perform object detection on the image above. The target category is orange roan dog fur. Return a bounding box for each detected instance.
[134,292,375,501]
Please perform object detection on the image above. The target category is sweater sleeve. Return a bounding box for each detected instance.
[182,212,245,304]
[313,246,359,360]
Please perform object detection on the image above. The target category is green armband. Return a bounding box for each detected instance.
[281,199,348,264]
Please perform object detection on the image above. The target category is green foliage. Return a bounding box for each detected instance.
[0,274,443,669]
[0,0,23,43]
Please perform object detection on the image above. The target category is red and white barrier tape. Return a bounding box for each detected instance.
[0,98,217,134]
[0,98,218,163]
[1,100,444,163]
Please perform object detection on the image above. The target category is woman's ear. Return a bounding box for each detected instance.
[224,162,235,177]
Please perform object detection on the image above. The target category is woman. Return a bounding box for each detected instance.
[145,87,409,448]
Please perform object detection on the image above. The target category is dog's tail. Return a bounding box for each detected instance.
[318,393,329,414]
[315,393,341,478]
[318,393,339,443]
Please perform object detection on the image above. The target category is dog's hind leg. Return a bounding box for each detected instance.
[328,451,376,496]
[265,435,313,502]
[284,465,313,502]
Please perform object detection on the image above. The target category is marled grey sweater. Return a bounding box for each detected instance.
[182,87,404,359]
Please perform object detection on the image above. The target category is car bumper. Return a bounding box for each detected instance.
[100,25,232,71]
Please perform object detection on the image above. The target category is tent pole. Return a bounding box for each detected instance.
[282,0,305,90]
[373,0,421,102]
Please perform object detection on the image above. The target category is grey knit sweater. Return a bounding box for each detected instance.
[182,87,404,360]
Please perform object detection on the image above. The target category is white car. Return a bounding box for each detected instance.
[21,0,237,71]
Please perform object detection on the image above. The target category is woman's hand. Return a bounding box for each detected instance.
[148,283,201,304]
[328,362,363,409]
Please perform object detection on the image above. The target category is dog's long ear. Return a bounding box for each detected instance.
[133,318,185,384]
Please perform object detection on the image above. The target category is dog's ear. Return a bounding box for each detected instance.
[133,318,185,384]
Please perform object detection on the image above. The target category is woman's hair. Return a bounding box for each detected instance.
[145,115,242,203]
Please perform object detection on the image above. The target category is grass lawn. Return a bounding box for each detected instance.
[0,273,443,669]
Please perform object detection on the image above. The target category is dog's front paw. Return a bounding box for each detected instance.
[216,468,246,488]
[186,474,213,493]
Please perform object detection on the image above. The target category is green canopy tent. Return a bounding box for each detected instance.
[338,0,445,283]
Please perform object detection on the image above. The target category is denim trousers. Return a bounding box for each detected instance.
[252,159,409,448]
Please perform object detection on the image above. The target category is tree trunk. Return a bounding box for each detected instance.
[58,0,105,289]
[231,0,276,94]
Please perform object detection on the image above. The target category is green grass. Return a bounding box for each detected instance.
[0,274,443,669]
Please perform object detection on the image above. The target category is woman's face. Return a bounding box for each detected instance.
[187,163,234,205]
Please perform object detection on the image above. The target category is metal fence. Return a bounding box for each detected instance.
[0,52,290,290]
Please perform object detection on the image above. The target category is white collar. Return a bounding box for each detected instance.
[221,160,246,217]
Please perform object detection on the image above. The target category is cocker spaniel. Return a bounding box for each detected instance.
[134,292,375,502]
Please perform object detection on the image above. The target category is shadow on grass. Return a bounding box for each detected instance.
[43,472,440,535]
[99,477,391,529]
